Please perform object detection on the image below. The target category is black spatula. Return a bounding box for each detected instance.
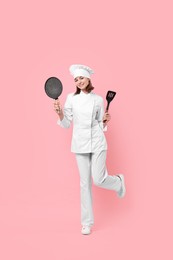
[103,90,116,123]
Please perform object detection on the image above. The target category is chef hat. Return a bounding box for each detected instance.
[69,64,94,79]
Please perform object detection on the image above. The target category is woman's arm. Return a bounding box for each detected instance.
[97,98,111,131]
[54,94,73,128]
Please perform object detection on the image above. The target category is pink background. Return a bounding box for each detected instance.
[0,0,172,259]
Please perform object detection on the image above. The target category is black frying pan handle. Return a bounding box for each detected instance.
[54,97,59,113]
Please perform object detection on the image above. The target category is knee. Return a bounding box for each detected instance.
[93,176,104,186]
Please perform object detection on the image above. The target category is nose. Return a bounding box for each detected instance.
[78,80,82,85]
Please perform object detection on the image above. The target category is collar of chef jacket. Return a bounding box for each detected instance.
[72,91,95,128]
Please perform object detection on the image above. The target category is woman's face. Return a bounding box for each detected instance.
[74,76,90,91]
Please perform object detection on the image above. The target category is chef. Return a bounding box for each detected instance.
[54,64,126,235]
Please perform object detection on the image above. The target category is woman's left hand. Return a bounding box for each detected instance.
[103,112,111,123]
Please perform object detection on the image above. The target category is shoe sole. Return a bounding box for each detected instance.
[81,231,91,235]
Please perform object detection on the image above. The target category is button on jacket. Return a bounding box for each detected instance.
[57,91,108,153]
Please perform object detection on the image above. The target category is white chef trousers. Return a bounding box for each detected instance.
[75,150,121,227]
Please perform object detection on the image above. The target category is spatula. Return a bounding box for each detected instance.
[103,90,116,123]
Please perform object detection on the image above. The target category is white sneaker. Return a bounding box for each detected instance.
[81,225,91,235]
[116,174,126,198]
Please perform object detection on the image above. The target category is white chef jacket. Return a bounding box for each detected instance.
[57,91,108,153]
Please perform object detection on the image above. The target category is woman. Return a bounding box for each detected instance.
[54,64,126,235]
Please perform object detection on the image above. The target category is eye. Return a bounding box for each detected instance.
[80,77,84,80]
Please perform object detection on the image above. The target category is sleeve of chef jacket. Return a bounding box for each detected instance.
[98,97,107,132]
[57,94,73,128]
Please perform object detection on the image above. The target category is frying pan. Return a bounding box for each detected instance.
[44,77,63,100]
